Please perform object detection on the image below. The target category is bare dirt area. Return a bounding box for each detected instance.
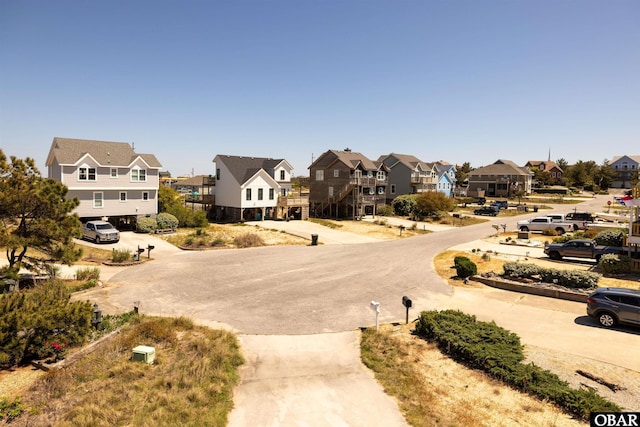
[309,218,433,240]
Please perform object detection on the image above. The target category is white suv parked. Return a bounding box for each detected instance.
[82,221,120,243]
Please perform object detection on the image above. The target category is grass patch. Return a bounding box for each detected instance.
[308,218,344,229]
[17,316,244,426]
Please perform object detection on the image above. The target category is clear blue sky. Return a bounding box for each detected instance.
[1,0,638,177]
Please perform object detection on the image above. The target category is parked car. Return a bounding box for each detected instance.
[516,217,574,235]
[490,200,508,210]
[564,212,595,231]
[543,239,623,261]
[82,221,120,243]
[474,206,499,216]
[587,288,640,328]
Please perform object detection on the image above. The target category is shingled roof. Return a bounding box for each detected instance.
[468,159,531,176]
[46,137,162,168]
[214,155,290,184]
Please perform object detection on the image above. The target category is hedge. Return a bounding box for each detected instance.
[415,310,620,420]
[136,217,157,233]
[502,262,600,289]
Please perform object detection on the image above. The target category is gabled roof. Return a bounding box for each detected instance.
[311,149,379,171]
[46,137,162,168]
[610,155,640,164]
[214,155,291,185]
[468,159,532,177]
[525,160,562,172]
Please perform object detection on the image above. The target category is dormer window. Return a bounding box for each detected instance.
[79,167,96,181]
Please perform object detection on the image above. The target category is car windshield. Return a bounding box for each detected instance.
[96,224,115,230]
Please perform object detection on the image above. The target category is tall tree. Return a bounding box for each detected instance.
[0,150,82,274]
[594,159,616,190]
[556,158,569,171]
[455,162,473,188]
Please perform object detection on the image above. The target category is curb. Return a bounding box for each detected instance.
[471,276,588,303]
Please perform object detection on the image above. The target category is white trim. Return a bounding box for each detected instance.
[93,192,104,208]
[142,191,149,201]
[119,191,127,202]
[110,168,118,178]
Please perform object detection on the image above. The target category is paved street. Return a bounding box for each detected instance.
[72,195,640,425]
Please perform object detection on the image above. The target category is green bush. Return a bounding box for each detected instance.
[136,217,157,233]
[75,267,100,281]
[415,310,620,420]
[599,254,631,274]
[111,249,132,263]
[503,262,600,288]
[392,195,417,216]
[156,212,179,230]
[0,280,93,367]
[376,204,393,216]
[594,229,626,247]
[455,258,477,278]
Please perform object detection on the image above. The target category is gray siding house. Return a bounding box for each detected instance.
[46,137,162,223]
[378,153,438,202]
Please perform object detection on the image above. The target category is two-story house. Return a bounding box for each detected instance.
[45,137,162,226]
[525,160,563,184]
[435,161,457,197]
[610,155,640,189]
[377,153,438,203]
[309,149,388,218]
[212,155,307,222]
[467,159,532,198]
[172,175,216,213]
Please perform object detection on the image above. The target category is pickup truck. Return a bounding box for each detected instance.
[517,217,574,235]
[543,239,623,261]
[546,213,591,231]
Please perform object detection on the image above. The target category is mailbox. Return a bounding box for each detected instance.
[402,296,412,308]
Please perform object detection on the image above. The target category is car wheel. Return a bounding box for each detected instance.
[549,251,561,260]
[95,236,101,244]
[520,226,529,232]
[595,254,602,262]
[555,228,565,235]
[597,312,617,327]
[573,224,579,232]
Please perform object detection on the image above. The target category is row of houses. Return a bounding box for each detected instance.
[45,137,639,224]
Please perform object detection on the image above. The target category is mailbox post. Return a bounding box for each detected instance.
[369,301,380,331]
[147,244,155,259]
[91,302,102,328]
[402,296,412,324]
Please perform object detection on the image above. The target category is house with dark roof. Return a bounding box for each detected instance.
[525,160,563,184]
[610,155,640,188]
[45,137,162,223]
[377,153,438,202]
[466,159,533,198]
[212,154,307,222]
[309,149,389,218]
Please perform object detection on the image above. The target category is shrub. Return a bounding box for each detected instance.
[233,233,265,248]
[583,229,599,239]
[599,254,631,274]
[136,217,157,233]
[0,396,27,422]
[503,262,600,288]
[415,310,620,420]
[455,258,477,278]
[376,204,393,216]
[594,229,626,247]
[156,212,179,230]
[392,195,417,217]
[503,262,541,279]
[542,227,558,236]
[111,249,132,263]
[75,267,100,281]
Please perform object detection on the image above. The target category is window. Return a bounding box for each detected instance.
[354,170,362,178]
[334,169,340,178]
[246,188,252,200]
[377,171,385,180]
[281,188,287,196]
[142,191,149,201]
[110,168,118,178]
[315,170,324,181]
[119,192,127,202]
[93,192,103,208]
[280,170,285,180]
[216,168,221,180]
[269,188,274,200]
[131,168,147,182]
[258,188,263,200]
[79,167,96,181]
[391,184,396,194]
[328,186,334,197]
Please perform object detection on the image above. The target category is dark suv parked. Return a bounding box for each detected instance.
[586,288,640,328]
[474,206,499,216]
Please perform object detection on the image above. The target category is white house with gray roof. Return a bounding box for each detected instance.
[46,137,162,224]
[213,154,305,222]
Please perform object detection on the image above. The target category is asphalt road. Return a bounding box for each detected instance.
[73,195,640,425]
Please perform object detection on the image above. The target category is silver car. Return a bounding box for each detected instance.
[586,287,640,328]
[82,221,120,243]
